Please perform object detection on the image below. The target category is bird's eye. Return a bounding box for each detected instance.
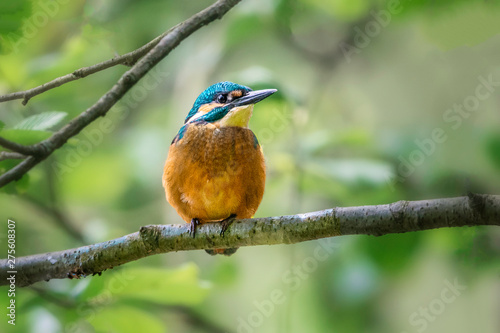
[216,94,227,104]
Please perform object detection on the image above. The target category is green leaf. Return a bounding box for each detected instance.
[91,306,165,333]
[0,121,4,131]
[13,111,67,131]
[0,129,52,146]
[0,1,32,54]
[92,264,211,306]
[305,158,393,187]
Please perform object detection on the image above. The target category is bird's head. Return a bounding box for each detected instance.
[184,81,277,128]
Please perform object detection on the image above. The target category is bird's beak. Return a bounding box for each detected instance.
[230,89,277,107]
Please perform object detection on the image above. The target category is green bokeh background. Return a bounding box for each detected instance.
[1,0,499,332]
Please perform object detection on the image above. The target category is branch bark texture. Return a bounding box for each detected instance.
[0,0,241,188]
[1,194,498,287]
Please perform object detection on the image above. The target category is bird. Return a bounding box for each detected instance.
[163,81,277,255]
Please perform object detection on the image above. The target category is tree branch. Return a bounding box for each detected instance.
[1,194,498,287]
[0,0,242,188]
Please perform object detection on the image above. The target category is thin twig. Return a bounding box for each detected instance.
[0,136,41,155]
[0,151,26,161]
[0,0,242,188]
[1,194,498,287]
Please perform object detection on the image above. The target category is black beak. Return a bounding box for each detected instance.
[230,89,277,107]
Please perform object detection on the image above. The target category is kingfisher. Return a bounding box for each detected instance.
[163,81,277,255]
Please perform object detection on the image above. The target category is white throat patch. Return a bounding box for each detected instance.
[218,105,254,128]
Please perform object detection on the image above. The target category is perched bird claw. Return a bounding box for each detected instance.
[220,214,236,236]
[189,218,200,238]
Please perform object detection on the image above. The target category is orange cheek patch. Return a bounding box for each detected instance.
[198,103,224,114]
[230,90,243,99]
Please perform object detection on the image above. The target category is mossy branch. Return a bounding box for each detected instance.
[1,194,498,287]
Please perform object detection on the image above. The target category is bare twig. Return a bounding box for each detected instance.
[0,151,26,161]
[1,194,498,287]
[0,0,242,188]
[0,136,41,155]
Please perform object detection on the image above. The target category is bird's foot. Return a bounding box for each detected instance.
[189,218,200,238]
[220,214,236,236]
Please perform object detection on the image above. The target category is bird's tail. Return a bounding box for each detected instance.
[205,248,239,256]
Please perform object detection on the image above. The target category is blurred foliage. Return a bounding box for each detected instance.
[1,0,500,332]
[0,263,209,332]
[13,111,66,131]
[0,1,33,54]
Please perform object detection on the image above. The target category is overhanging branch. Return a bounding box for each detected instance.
[0,0,242,188]
[1,194,498,287]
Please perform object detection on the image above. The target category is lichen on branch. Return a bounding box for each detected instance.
[1,194,498,288]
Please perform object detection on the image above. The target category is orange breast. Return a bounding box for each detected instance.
[163,123,266,223]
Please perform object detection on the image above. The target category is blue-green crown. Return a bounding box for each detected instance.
[184,81,252,123]
[172,81,276,144]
